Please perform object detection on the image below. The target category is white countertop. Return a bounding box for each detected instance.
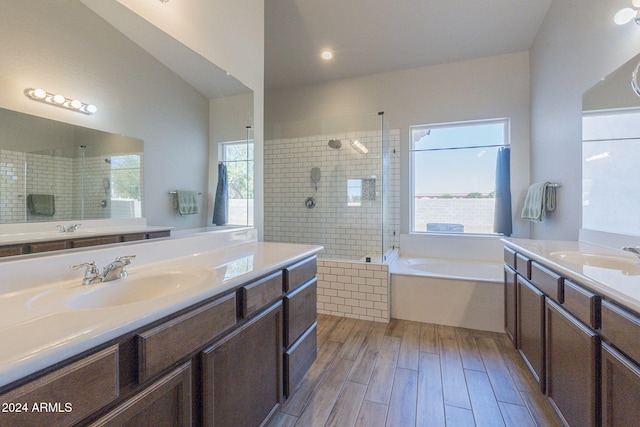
[0,231,322,388]
[502,238,640,313]
[0,225,172,245]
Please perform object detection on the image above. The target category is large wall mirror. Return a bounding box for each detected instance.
[0,108,143,224]
[0,1,253,238]
[582,53,640,237]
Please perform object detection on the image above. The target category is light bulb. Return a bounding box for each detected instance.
[634,0,640,8]
[321,50,333,60]
[70,100,82,109]
[86,104,97,114]
[33,88,46,99]
[52,94,65,104]
[614,7,637,25]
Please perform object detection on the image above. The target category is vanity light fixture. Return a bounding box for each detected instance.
[350,139,369,154]
[24,88,97,115]
[614,0,640,25]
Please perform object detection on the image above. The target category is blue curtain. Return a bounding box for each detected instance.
[213,162,228,225]
[493,147,512,235]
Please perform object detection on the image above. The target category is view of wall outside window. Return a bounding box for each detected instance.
[220,140,254,226]
[410,119,509,234]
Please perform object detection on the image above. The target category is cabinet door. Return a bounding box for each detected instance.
[202,301,283,427]
[88,363,192,427]
[517,276,545,392]
[504,266,517,346]
[602,342,640,427]
[546,299,600,427]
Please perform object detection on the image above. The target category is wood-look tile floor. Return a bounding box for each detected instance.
[268,314,562,427]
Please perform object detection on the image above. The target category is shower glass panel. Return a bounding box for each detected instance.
[265,113,398,262]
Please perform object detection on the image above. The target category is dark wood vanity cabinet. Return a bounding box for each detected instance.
[283,257,318,397]
[504,245,640,427]
[202,302,283,427]
[0,229,171,258]
[601,342,640,427]
[88,362,192,427]
[546,299,600,427]
[0,255,318,427]
[504,266,517,345]
[517,275,546,392]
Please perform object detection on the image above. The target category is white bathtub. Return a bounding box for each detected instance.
[390,256,504,332]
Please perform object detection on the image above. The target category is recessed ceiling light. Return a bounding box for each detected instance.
[321,50,333,60]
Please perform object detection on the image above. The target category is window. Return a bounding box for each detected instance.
[410,118,510,234]
[109,155,142,218]
[219,140,253,226]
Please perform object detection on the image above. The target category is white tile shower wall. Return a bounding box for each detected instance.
[0,150,145,223]
[26,152,73,221]
[316,259,390,322]
[0,150,26,223]
[264,129,400,260]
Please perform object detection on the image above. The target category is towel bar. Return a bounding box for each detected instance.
[547,183,561,188]
[168,191,202,195]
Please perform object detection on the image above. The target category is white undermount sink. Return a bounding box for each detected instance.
[29,266,213,310]
[549,251,640,274]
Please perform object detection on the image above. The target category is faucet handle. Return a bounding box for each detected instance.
[71,261,100,284]
[115,255,136,265]
[71,260,96,271]
[56,225,67,233]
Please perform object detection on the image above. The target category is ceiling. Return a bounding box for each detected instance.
[265,0,553,89]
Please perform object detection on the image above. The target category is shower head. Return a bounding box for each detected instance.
[328,139,342,149]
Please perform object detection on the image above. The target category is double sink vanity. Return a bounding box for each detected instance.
[0,227,321,426]
[503,236,640,426]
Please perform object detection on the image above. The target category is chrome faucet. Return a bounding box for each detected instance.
[622,246,640,258]
[57,224,81,233]
[72,255,136,285]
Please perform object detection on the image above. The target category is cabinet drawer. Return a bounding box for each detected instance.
[504,246,516,269]
[563,279,600,329]
[121,233,146,242]
[0,345,119,427]
[137,293,236,383]
[242,271,283,317]
[147,230,171,239]
[0,244,24,257]
[29,240,69,253]
[530,261,563,302]
[284,256,317,292]
[284,322,317,397]
[515,253,531,278]
[72,236,120,248]
[601,300,640,363]
[88,362,191,427]
[284,278,317,347]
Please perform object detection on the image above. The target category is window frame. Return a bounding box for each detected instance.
[218,139,254,226]
[409,117,510,235]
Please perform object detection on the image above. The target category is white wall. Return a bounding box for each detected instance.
[266,51,531,237]
[529,0,640,240]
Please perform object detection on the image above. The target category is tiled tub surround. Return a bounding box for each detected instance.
[316,258,392,323]
[264,129,400,261]
[0,227,321,387]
